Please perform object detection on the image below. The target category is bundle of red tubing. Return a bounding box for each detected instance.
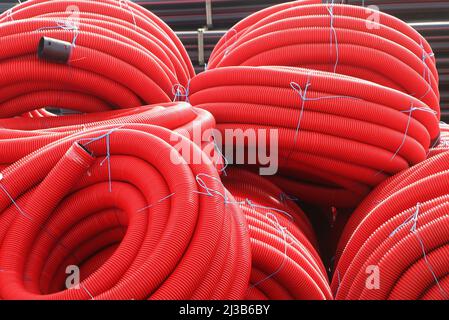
[190,2,441,209]
[209,2,439,111]
[0,115,251,299]
[0,0,194,118]
[332,151,449,300]
[222,168,332,300]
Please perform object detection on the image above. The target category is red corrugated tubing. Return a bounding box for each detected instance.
[222,168,332,300]
[0,0,194,117]
[189,66,439,208]
[0,122,250,299]
[208,4,439,113]
[332,151,449,300]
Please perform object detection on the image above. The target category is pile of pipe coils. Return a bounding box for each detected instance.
[0,0,447,301]
[345,0,449,23]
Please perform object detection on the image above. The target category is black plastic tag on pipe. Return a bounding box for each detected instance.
[38,37,72,64]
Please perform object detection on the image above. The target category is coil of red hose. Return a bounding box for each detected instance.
[222,168,332,300]
[332,151,449,300]
[189,65,439,208]
[0,0,194,118]
[211,0,321,59]
[0,122,250,300]
[208,3,439,114]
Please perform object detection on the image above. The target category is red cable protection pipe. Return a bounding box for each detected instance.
[211,3,436,69]
[1,0,194,76]
[189,66,439,208]
[0,124,251,300]
[189,2,441,209]
[208,4,439,113]
[222,168,332,300]
[0,0,194,117]
[332,151,449,300]
[0,0,445,301]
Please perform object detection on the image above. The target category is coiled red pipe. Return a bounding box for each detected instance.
[0,0,194,117]
[0,123,250,299]
[222,168,332,300]
[332,151,449,300]
[189,66,439,208]
[208,3,438,113]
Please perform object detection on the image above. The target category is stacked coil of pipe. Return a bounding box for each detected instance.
[0,108,250,300]
[0,0,194,118]
[189,2,441,209]
[332,151,449,300]
[0,103,222,170]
